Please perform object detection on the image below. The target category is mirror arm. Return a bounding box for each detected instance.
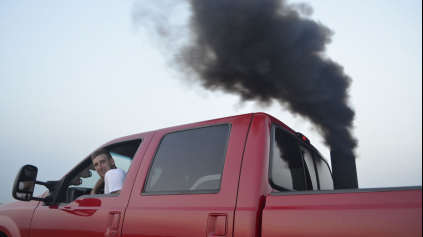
[32,196,53,202]
[13,165,62,204]
[35,181,55,189]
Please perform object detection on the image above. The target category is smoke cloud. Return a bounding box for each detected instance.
[134,0,357,156]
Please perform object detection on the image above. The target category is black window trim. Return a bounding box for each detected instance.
[310,149,322,190]
[312,151,334,190]
[300,145,321,190]
[142,123,232,196]
[103,138,144,155]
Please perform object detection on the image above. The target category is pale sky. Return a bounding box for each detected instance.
[0,0,421,204]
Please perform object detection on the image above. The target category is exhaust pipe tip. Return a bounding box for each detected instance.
[331,150,359,190]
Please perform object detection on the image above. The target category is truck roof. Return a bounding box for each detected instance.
[105,113,298,146]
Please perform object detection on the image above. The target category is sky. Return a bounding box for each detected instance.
[0,0,421,204]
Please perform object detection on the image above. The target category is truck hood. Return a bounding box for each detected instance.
[0,200,39,211]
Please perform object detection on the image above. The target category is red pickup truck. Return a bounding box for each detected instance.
[1,113,422,237]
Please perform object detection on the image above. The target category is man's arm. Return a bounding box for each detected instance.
[90,178,104,195]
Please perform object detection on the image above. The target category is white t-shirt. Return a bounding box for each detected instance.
[104,168,127,194]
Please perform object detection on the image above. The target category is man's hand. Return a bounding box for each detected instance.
[90,178,105,195]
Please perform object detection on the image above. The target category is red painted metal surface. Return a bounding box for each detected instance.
[262,190,423,237]
[234,113,273,237]
[28,131,155,237]
[0,200,40,237]
[121,114,253,237]
[233,113,301,237]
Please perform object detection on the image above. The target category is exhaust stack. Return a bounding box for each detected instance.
[331,150,359,190]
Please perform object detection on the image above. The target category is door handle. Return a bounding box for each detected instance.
[105,211,121,237]
[207,214,227,237]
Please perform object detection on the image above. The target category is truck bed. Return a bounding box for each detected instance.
[262,186,422,237]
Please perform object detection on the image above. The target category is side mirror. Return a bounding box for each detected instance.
[12,165,38,201]
[12,165,55,203]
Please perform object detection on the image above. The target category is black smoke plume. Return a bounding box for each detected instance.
[135,0,358,156]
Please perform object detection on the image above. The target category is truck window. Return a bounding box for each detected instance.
[144,124,230,194]
[301,147,319,190]
[270,127,306,191]
[73,152,132,190]
[62,139,142,202]
[314,153,334,190]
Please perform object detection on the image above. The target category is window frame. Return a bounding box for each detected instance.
[142,123,232,196]
[312,151,334,190]
[269,123,333,192]
[57,138,143,204]
[300,145,320,190]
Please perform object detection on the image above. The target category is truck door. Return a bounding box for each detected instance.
[122,115,252,237]
[29,132,154,237]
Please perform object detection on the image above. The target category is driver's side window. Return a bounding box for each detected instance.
[61,139,142,203]
[71,152,132,190]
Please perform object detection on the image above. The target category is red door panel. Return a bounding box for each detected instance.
[29,132,155,237]
[29,197,126,237]
[122,114,253,237]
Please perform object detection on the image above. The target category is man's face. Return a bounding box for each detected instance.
[92,154,115,178]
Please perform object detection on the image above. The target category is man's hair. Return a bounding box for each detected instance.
[91,149,113,161]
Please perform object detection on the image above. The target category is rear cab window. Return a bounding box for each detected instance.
[314,153,334,190]
[270,127,306,191]
[270,125,334,192]
[301,147,319,190]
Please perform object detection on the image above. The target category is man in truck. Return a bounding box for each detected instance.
[90,149,127,195]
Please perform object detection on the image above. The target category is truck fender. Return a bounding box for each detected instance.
[0,216,20,237]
